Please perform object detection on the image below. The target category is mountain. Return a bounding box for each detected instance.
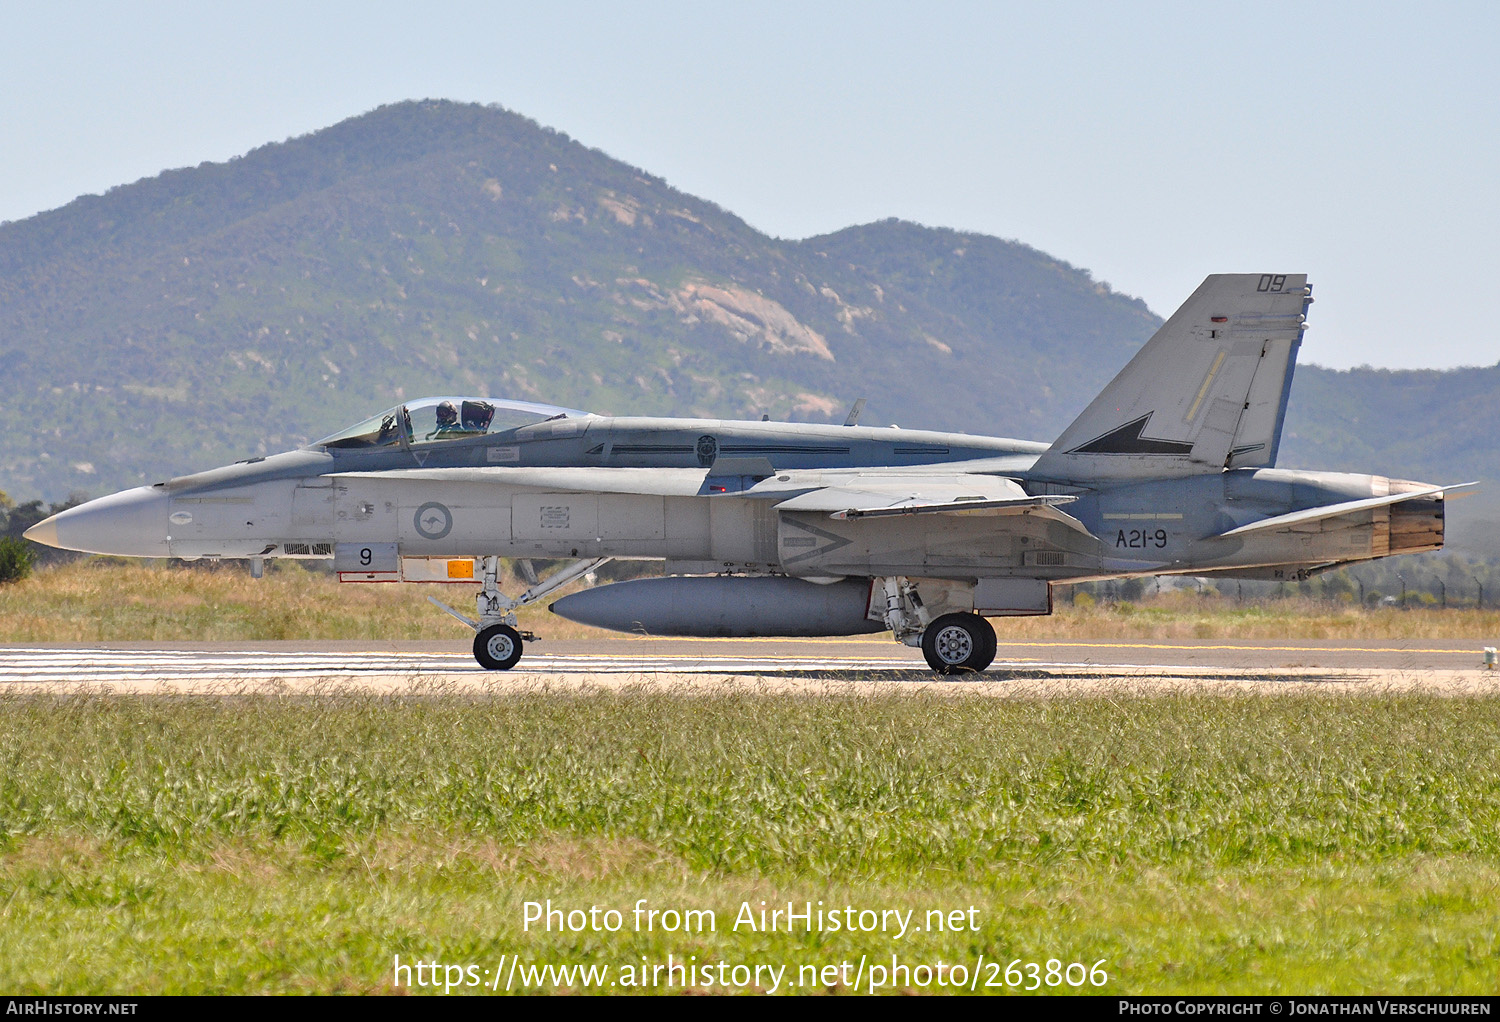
[0,100,1156,495]
[1,99,1495,552]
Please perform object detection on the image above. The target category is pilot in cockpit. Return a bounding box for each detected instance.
[427,400,461,440]
[423,399,497,441]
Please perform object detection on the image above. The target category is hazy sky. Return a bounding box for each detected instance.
[3,1,1496,370]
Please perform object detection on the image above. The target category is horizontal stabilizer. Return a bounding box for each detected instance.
[1215,483,1476,538]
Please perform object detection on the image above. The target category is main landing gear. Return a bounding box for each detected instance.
[920,613,998,675]
[429,556,612,670]
[876,576,998,675]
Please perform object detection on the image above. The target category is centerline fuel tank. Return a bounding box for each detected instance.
[549,575,883,637]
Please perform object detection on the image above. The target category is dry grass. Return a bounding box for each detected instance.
[0,559,1497,643]
[0,558,604,642]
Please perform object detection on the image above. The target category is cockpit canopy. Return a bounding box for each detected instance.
[315,397,591,451]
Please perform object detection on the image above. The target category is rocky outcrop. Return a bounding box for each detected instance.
[672,280,833,360]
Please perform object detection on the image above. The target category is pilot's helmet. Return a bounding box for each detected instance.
[435,400,459,427]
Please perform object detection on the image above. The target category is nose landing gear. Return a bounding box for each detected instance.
[428,555,612,670]
[474,622,524,671]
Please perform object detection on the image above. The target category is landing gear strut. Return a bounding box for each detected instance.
[430,556,612,670]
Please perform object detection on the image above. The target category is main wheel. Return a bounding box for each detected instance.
[972,615,998,672]
[922,613,994,675]
[474,623,524,671]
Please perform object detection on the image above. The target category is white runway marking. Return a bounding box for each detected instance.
[0,647,949,682]
[3,647,1495,698]
[0,646,1210,683]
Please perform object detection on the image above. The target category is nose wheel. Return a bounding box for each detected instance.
[921,613,998,675]
[474,623,524,671]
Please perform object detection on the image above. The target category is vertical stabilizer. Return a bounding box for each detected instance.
[1029,273,1310,482]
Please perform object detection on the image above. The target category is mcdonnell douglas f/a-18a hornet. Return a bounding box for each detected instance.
[26,274,1473,672]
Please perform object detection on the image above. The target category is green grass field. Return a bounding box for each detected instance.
[1,690,1497,994]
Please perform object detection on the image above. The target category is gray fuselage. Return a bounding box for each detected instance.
[39,414,1442,586]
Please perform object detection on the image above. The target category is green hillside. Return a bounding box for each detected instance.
[1,99,1494,552]
[0,100,1152,497]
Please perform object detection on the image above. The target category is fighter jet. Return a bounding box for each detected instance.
[25,274,1471,673]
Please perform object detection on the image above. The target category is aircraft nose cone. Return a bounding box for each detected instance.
[22,517,58,547]
[26,487,171,557]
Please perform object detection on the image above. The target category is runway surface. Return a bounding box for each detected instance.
[1,636,1497,696]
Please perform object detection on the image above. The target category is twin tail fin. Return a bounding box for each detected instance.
[1030,273,1310,482]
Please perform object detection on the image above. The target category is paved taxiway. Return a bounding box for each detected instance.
[1,636,1496,696]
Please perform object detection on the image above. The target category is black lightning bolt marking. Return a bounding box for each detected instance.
[1069,413,1194,456]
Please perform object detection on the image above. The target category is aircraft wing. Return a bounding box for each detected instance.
[827,495,1076,520]
[1215,482,1476,538]
[773,475,1091,534]
[330,464,1029,496]
[335,465,1096,535]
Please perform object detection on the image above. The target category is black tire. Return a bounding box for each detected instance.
[921,613,993,675]
[973,615,998,672]
[473,623,524,671]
